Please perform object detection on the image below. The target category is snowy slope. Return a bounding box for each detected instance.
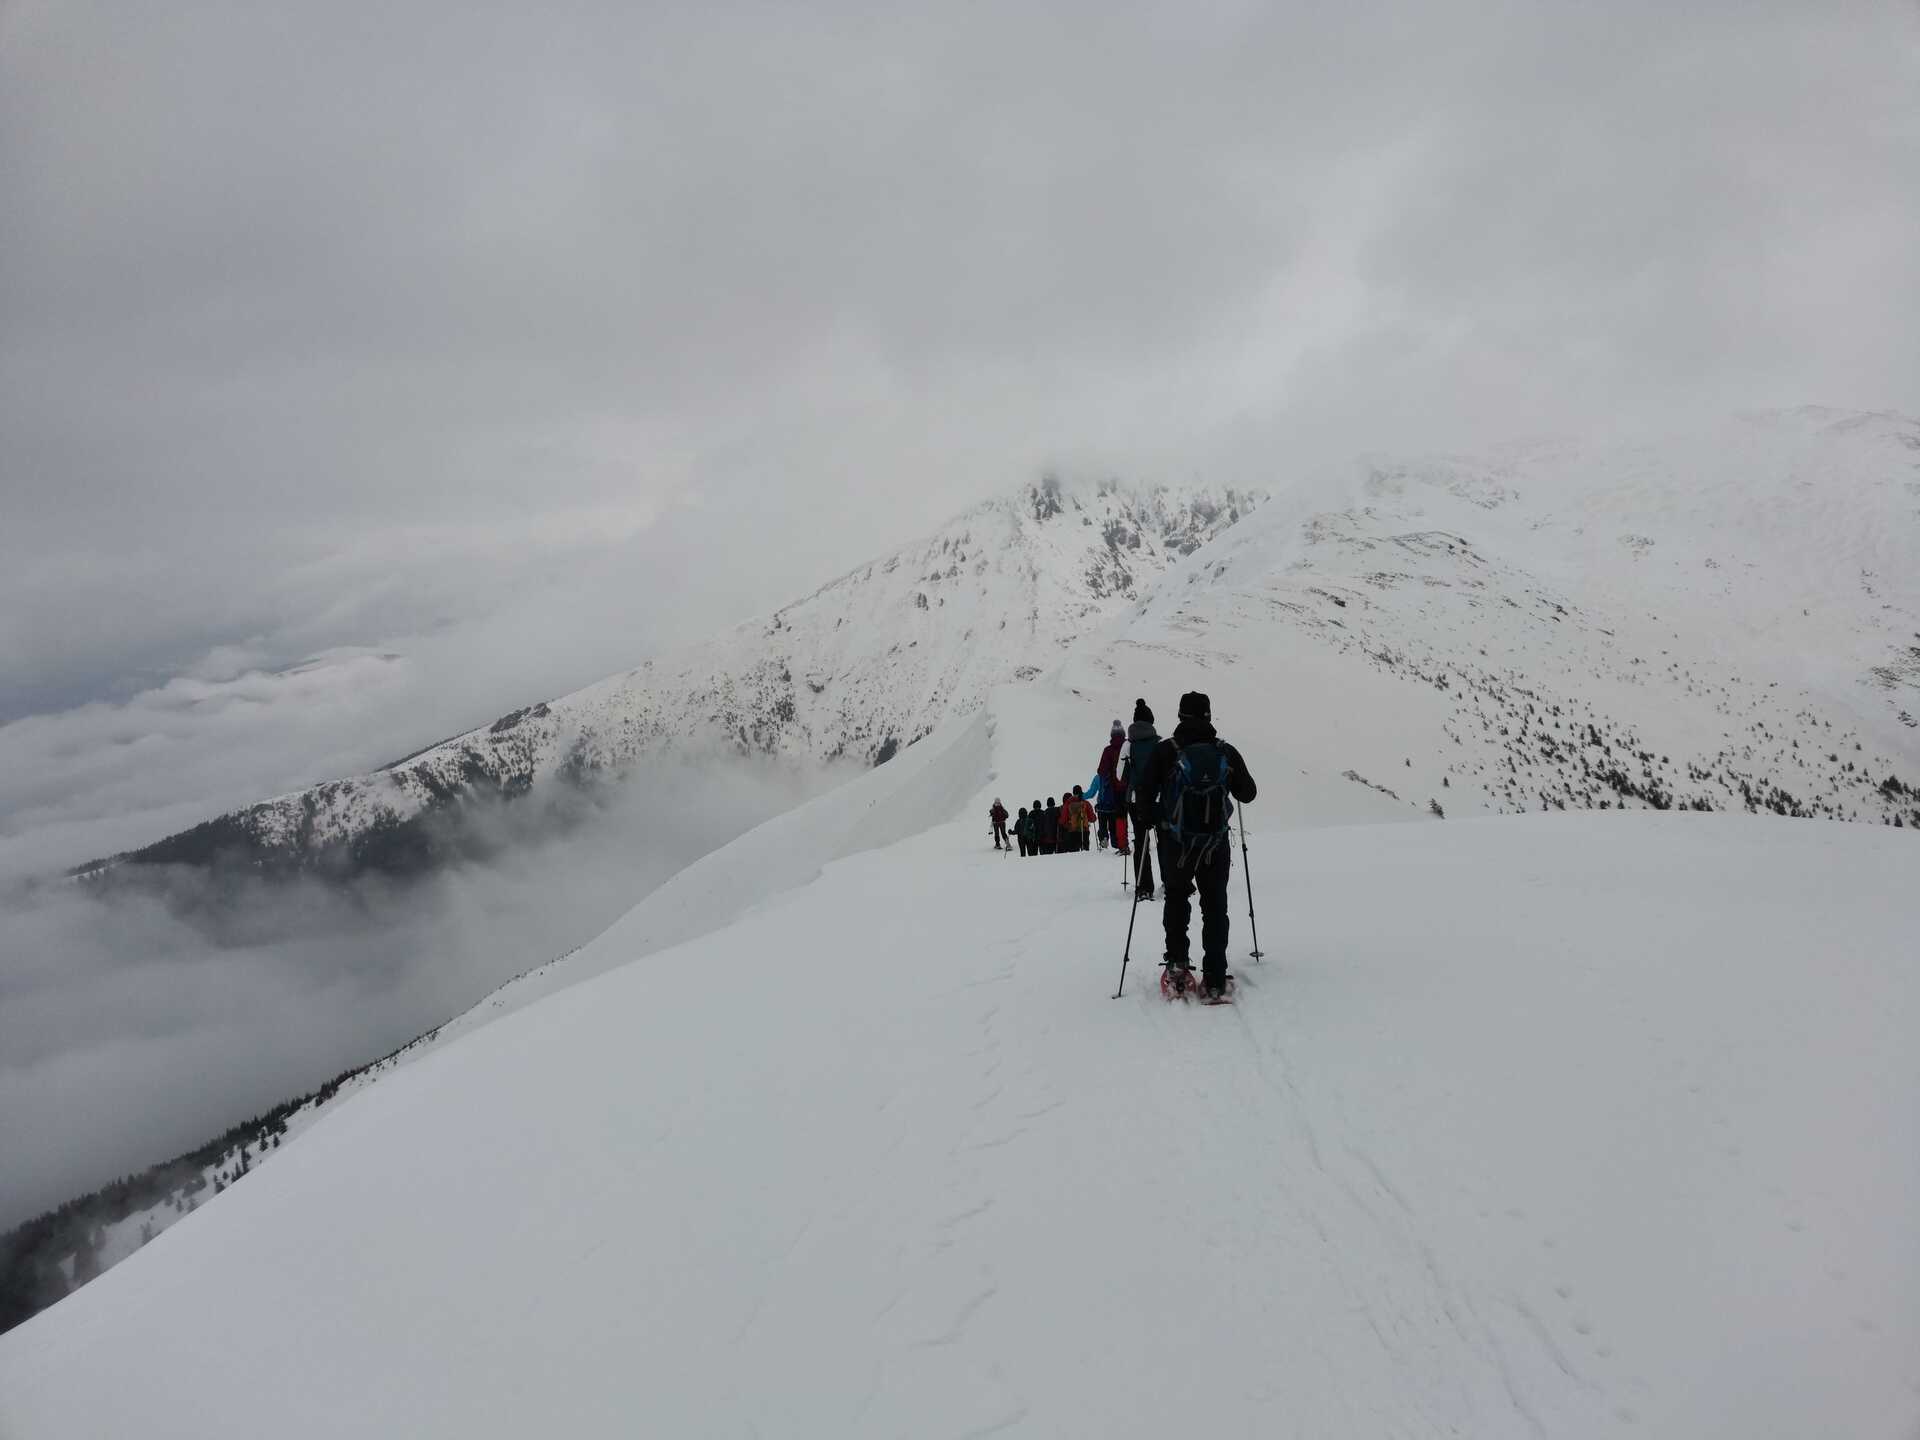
[1076,406,1920,827]
[4,682,1913,1438]
[7,414,1916,1436]
[442,404,1920,1053]
[92,478,1262,873]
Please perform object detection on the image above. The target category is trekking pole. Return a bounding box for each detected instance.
[1114,825,1157,997]
[1236,807,1264,963]
[1113,866,1144,998]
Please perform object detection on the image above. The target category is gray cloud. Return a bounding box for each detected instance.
[0,759,818,1228]
[5,2,1914,733]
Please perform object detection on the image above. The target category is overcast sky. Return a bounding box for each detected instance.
[2,0,1917,873]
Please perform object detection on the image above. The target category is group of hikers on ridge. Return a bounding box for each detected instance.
[988,692,1258,1002]
[989,786,1100,856]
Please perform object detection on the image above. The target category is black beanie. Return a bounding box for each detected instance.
[1133,698,1153,724]
[1178,690,1211,721]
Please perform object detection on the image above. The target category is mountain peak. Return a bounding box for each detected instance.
[97,477,1266,876]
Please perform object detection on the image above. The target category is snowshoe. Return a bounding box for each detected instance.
[1160,961,1195,1001]
[1200,974,1236,1006]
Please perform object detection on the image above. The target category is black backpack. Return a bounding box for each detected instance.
[1122,734,1160,809]
[1163,740,1233,841]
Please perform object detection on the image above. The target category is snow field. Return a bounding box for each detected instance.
[3,680,1914,1437]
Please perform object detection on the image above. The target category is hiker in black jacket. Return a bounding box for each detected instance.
[1120,698,1160,899]
[1136,691,1258,999]
[1040,796,1061,855]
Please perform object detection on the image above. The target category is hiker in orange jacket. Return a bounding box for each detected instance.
[1062,785,1093,851]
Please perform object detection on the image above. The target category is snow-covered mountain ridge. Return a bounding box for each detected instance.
[86,406,1920,883]
[17,408,1916,1349]
[1087,406,1920,828]
[6,608,1913,1437]
[91,479,1263,874]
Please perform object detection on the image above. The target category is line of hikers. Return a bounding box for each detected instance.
[990,786,1108,856]
[988,692,1258,1002]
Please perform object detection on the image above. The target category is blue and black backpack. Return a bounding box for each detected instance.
[1163,740,1233,842]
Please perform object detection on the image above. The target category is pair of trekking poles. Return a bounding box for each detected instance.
[1112,809,1263,999]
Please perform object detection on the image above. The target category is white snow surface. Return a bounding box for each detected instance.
[3,712,1913,1437]
[8,411,1917,1434]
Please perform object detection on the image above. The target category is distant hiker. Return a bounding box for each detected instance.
[1137,691,1257,1001]
[1015,806,1031,856]
[1027,800,1044,857]
[1041,796,1061,854]
[1062,786,1090,851]
[1076,786,1097,850]
[1120,698,1160,898]
[1094,720,1126,851]
[990,798,1010,850]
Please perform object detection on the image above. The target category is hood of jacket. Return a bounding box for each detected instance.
[1171,717,1218,747]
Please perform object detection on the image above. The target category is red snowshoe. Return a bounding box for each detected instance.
[1161,963,1235,1004]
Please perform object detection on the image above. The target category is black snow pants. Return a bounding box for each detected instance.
[1159,833,1231,987]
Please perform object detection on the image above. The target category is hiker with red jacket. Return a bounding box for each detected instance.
[1059,787,1089,851]
[1135,691,1258,1001]
[989,798,1010,850]
[1093,720,1128,853]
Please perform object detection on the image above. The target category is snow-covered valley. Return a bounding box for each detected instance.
[4,411,1916,1435]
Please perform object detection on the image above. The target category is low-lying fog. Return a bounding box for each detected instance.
[0,758,827,1229]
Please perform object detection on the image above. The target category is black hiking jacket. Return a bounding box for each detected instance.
[1135,718,1257,831]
